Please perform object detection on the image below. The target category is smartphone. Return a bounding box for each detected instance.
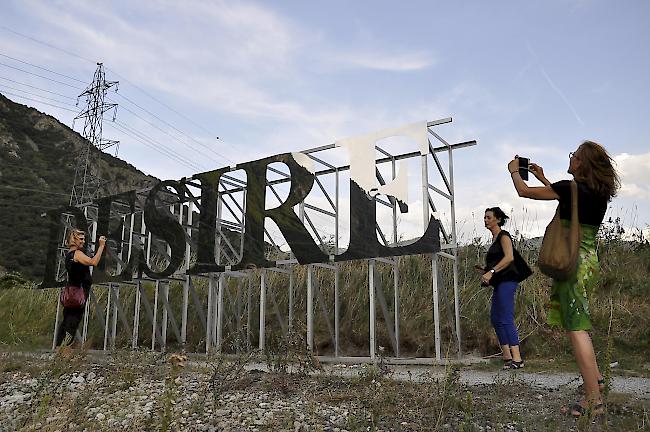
[518,157,529,180]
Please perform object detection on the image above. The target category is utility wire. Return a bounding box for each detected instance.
[107,96,226,165]
[0,90,78,113]
[0,26,228,157]
[0,52,87,84]
[1,81,225,169]
[105,67,228,153]
[0,185,73,197]
[0,46,222,171]
[0,25,95,64]
[0,61,83,89]
[107,121,204,172]
[110,119,209,172]
[110,92,232,163]
[0,84,75,106]
[106,119,202,170]
[0,88,205,171]
[0,75,77,99]
[112,120,205,171]
[0,200,67,210]
[0,33,234,163]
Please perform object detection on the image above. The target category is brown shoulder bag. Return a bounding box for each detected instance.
[537,181,581,280]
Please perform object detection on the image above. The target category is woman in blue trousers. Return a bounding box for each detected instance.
[481,207,525,369]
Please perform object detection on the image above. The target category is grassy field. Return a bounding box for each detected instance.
[1,221,649,374]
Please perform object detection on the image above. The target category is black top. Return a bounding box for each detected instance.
[485,230,520,286]
[550,180,607,227]
[65,250,92,295]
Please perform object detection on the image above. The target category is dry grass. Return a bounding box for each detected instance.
[1,350,649,431]
[1,218,649,372]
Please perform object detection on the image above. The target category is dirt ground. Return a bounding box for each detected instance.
[0,350,648,431]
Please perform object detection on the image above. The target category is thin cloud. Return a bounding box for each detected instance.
[335,50,436,72]
[526,41,584,126]
[540,67,584,126]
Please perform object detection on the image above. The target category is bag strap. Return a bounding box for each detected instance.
[569,180,578,223]
[569,180,580,253]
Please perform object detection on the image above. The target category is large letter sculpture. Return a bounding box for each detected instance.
[39,122,445,285]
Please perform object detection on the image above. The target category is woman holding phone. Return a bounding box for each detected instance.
[508,141,619,417]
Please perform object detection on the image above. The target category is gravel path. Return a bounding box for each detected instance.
[1,352,648,431]
[245,362,650,399]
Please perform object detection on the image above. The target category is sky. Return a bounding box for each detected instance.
[1,0,649,246]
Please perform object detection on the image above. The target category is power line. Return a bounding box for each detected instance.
[0,25,95,64]
[110,92,232,163]
[0,90,78,113]
[0,84,76,106]
[0,52,87,84]
[0,89,205,172]
[0,85,205,170]
[0,32,231,162]
[0,75,77,100]
[107,121,204,172]
[110,119,209,171]
[0,185,70,197]
[0,160,146,191]
[0,61,83,89]
[0,200,67,210]
[112,120,205,171]
[0,48,227,172]
[0,185,72,197]
[105,67,227,151]
[107,96,226,165]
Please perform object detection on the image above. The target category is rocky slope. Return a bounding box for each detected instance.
[0,93,157,280]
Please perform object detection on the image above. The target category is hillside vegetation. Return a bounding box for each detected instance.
[0,93,156,279]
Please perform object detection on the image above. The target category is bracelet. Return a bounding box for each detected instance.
[510,171,518,175]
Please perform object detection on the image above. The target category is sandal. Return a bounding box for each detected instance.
[568,401,605,418]
[510,360,524,369]
[502,359,513,370]
[506,360,524,370]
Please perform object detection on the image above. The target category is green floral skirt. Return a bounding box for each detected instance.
[546,223,600,331]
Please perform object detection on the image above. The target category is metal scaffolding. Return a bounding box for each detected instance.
[50,118,476,363]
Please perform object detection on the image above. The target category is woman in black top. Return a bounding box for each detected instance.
[481,207,525,369]
[508,141,620,417]
[55,229,106,348]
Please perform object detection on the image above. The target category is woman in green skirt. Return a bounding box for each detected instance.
[507,141,619,418]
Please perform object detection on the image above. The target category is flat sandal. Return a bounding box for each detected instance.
[570,401,604,418]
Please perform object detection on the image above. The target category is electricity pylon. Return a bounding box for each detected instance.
[70,62,119,206]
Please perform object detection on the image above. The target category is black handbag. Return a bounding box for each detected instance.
[512,249,533,282]
[485,231,533,286]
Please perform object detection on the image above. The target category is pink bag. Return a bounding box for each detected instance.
[60,284,86,308]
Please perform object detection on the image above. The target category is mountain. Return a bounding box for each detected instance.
[0,93,157,280]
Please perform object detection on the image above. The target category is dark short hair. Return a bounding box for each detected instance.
[485,207,509,227]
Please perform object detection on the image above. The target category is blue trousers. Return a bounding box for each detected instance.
[491,280,520,346]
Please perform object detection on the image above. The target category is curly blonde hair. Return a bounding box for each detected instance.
[66,228,86,248]
[574,140,620,200]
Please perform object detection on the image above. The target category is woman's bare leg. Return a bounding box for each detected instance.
[501,344,512,361]
[569,330,602,404]
[510,345,522,362]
